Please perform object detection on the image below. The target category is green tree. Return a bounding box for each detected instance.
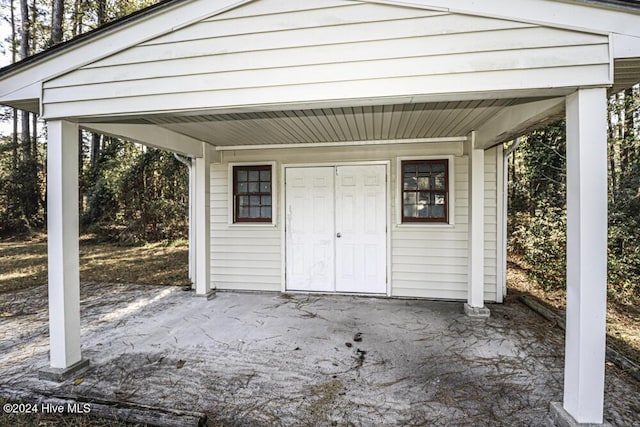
[509,85,640,306]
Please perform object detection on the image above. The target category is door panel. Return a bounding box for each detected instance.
[285,165,387,294]
[285,167,335,291]
[335,165,387,293]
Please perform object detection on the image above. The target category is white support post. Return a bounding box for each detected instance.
[188,163,195,285]
[194,143,212,298]
[42,120,88,380]
[465,133,490,318]
[553,88,608,425]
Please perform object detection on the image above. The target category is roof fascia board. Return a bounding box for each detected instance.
[367,0,640,37]
[81,122,206,157]
[0,82,40,113]
[475,97,566,149]
[612,34,640,58]
[0,0,253,101]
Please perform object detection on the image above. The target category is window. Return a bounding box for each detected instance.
[401,159,448,223]
[233,165,272,223]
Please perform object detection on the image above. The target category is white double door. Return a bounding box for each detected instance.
[285,165,387,294]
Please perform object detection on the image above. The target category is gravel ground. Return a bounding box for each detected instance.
[1,283,638,426]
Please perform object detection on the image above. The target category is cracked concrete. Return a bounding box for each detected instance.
[1,283,638,426]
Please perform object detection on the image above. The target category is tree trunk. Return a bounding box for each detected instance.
[12,110,18,170]
[51,0,64,45]
[608,98,618,202]
[19,0,29,59]
[10,0,18,170]
[97,0,106,25]
[90,133,101,169]
[31,111,38,162]
[19,0,30,161]
[622,88,635,168]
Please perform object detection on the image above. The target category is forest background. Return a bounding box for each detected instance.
[0,0,638,312]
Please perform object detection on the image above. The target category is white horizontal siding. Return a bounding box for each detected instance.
[483,147,499,301]
[391,156,467,300]
[210,165,281,291]
[44,45,609,104]
[211,143,504,300]
[389,148,498,302]
[210,142,499,301]
[42,0,610,118]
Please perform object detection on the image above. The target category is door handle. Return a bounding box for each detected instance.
[336,233,342,238]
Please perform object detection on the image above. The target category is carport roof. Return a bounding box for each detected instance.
[0,0,638,146]
[0,0,638,79]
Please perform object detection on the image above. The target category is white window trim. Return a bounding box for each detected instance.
[227,161,278,227]
[396,155,456,227]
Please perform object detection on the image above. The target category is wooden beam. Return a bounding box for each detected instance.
[0,388,207,427]
[612,34,640,58]
[474,98,565,149]
[81,123,205,157]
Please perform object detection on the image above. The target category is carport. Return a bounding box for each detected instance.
[1,0,639,424]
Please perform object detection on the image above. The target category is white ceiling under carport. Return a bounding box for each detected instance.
[107,98,559,148]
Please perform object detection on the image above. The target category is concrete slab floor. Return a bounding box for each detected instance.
[0,283,638,426]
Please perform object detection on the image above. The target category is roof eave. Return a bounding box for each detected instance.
[562,0,640,14]
[0,0,186,79]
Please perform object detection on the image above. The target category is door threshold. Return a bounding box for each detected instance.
[284,290,389,298]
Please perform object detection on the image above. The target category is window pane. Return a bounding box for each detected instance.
[404,192,416,205]
[431,163,445,174]
[401,160,448,223]
[431,205,445,218]
[434,172,446,190]
[404,174,417,190]
[404,204,417,218]
[417,176,430,190]
[234,165,272,222]
[417,164,430,174]
[418,192,431,205]
[403,164,416,174]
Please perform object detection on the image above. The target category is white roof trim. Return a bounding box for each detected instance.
[612,34,640,58]
[1,0,638,111]
[368,0,640,37]
[0,0,253,103]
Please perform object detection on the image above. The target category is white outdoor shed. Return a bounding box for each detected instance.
[1,0,639,424]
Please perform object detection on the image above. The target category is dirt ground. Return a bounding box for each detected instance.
[1,282,639,426]
[507,259,640,365]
